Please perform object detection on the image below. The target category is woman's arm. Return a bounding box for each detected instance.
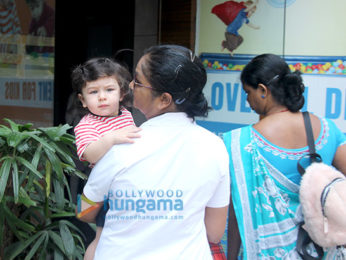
[332,144,346,176]
[227,197,241,260]
[205,206,229,243]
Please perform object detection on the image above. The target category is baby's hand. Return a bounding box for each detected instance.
[108,125,141,145]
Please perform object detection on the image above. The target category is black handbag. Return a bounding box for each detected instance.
[296,111,324,260]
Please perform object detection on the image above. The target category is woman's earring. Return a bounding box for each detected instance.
[261,95,265,99]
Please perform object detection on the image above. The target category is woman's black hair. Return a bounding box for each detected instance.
[240,53,305,112]
[141,44,210,119]
[69,57,132,120]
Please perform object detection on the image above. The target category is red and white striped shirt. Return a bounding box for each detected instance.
[74,107,135,161]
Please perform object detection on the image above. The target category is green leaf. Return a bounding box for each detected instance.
[62,164,87,180]
[48,230,65,253]
[40,233,49,259]
[0,157,12,201]
[25,167,35,190]
[4,232,41,260]
[53,249,65,260]
[3,118,19,131]
[60,135,76,145]
[72,233,85,251]
[3,203,36,232]
[44,147,63,180]
[6,131,30,148]
[72,244,85,260]
[12,160,19,203]
[59,220,83,235]
[0,155,11,163]
[3,241,25,260]
[50,212,76,218]
[53,179,64,210]
[16,156,43,179]
[45,160,52,198]
[16,142,30,153]
[4,210,24,240]
[0,125,11,136]
[26,132,55,152]
[59,221,75,257]
[61,173,72,202]
[33,179,44,192]
[39,124,72,141]
[24,232,48,260]
[49,142,74,165]
[18,187,37,207]
[0,136,5,148]
[18,122,33,131]
[31,144,43,169]
[0,203,4,247]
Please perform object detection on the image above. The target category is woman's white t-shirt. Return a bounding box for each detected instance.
[83,112,230,260]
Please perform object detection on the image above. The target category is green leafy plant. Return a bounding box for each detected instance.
[0,118,87,260]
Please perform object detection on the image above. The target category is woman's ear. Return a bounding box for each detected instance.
[159,92,173,110]
[258,83,268,98]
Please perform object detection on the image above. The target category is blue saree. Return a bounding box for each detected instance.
[224,126,303,259]
[223,118,346,259]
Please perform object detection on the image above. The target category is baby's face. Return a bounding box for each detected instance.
[79,76,123,117]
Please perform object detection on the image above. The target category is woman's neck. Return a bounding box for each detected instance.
[261,106,289,119]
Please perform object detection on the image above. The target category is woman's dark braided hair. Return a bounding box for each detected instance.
[241,53,305,112]
[141,44,211,120]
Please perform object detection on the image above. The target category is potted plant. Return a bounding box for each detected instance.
[0,118,87,260]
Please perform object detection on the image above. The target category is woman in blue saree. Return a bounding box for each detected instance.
[223,54,346,259]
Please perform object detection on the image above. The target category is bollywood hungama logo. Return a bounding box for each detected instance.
[77,189,184,219]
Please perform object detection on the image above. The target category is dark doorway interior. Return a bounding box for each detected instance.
[53,0,135,247]
[54,0,135,126]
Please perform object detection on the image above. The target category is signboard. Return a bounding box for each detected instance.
[0,78,54,126]
[196,55,346,136]
[0,0,55,127]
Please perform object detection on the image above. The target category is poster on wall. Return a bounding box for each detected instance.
[197,0,346,56]
[0,0,55,127]
[195,0,346,136]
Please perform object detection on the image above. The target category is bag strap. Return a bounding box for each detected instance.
[297,112,322,175]
[303,111,316,155]
[297,224,324,260]
[297,112,324,260]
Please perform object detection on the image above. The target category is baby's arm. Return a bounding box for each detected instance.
[83,126,141,164]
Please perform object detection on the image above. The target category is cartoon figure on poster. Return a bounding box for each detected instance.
[211,0,260,55]
[25,0,55,54]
